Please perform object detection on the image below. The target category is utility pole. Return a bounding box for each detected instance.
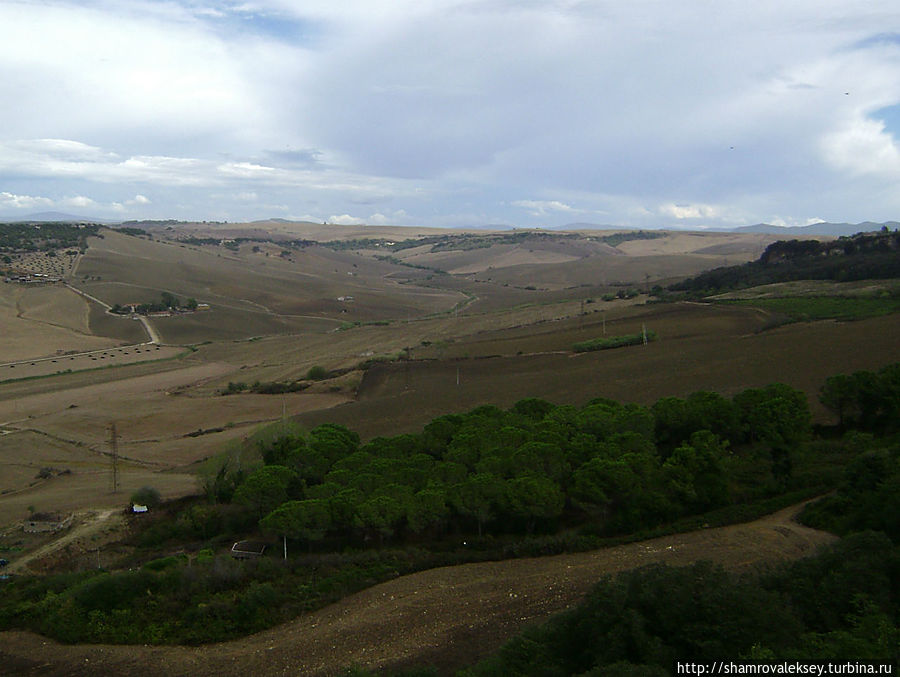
[109,423,119,493]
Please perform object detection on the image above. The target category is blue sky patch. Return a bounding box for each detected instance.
[872,104,900,136]
[853,32,900,50]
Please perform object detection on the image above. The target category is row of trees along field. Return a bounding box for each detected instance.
[2,364,897,647]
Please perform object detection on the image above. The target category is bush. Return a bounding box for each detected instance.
[130,486,161,508]
[307,365,329,381]
[573,331,657,353]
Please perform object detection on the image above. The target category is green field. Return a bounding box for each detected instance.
[718,295,900,321]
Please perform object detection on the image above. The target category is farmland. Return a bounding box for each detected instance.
[0,221,898,675]
[1,221,896,536]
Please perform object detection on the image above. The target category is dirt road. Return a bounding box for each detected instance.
[0,501,836,676]
[5,509,122,575]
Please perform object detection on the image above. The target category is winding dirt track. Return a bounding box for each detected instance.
[0,501,835,676]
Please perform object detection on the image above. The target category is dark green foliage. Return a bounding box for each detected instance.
[820,364,900,434]
[573,331,657,353]
[232,465,298,518]
[670,229,900,294]
[800,438,900,543]
[0,223,100,253]
[464,535,899,675]
[130,486,161,508]
[307,365,329,380]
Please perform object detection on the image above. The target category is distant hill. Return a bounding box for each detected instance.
[0,211,118,224]
[733,222,900,237]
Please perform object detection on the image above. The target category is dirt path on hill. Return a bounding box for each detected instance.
[0,501,836,677]
[5,510,122,575]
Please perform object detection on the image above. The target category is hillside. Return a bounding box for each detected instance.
[671,228,900,293]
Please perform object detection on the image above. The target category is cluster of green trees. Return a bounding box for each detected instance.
[217,383,812,551]
[110,293,198,315]
[0,223,99,253]
[819,364,900,434]
[669,229,900,295]
[461,421,900,675]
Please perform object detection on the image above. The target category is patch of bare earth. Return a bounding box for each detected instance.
[0,501,836,676]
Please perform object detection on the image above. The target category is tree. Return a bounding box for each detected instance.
[260,499,332,552]
[185,297,198,311]
[233,465,297,518]
[820,374,859,430]
[306,365,328,380]
[451,473,504,536]
[130,486,161,508]
[357,494,406,542]
[160,291,178,309]
[406,487,449,534]
[663,431,730,512]
[503,475,564,533]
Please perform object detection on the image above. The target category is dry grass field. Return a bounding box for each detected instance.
[0,284,120,362]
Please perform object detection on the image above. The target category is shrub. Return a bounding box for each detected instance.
[130,486,161,508]
[307,365,329,381]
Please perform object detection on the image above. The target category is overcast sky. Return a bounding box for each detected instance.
[1,1,899,228]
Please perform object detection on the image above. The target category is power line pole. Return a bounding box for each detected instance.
[109,423,119,493]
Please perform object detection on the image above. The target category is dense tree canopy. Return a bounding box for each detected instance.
[240,377,841,547]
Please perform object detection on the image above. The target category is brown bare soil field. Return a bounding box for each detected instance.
[614,231,783,257]
[1,345,183,381]
[396,243,584,274]
[0,358,350,527]
[14,285,90,334]
[74,230,462,340]
[0,285,119,362]
[0,501,835,676]
[87,304,150,343]
[296,306,900,439]
[477,253,743,290]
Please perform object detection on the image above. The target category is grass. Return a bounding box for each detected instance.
[716,295,900,321]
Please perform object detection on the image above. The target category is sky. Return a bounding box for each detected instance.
[1,0,899,229]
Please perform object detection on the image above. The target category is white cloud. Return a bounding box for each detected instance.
[129,194,151,205]
[0,191,53,210]
[821,116,900,177]
[511,200,581,216]
[328,214,367,225]
[658,203,720,220]
[60,195,97,208]
[2,1,900,226]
